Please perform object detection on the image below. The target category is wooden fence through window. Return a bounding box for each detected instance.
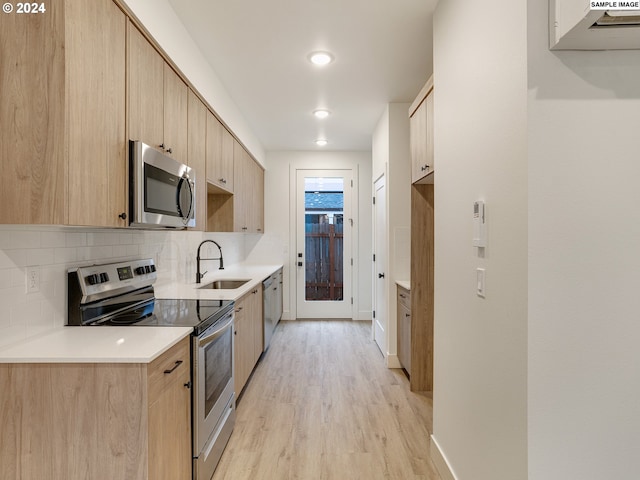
[305,223,343,301]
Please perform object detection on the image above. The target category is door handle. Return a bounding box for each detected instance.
[378,273,385,278]
[298,262,303,267]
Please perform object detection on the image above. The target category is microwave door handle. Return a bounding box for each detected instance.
[176,175,194,222]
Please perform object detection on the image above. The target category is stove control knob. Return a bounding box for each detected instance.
[145,265,151,274]
[150,264,156,272]
[135,266,146,276]
[86,274,99,285]
[100,273,109,283]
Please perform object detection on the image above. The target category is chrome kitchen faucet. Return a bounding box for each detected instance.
[196,240,224,283]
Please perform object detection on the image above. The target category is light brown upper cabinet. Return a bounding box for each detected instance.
[187,90,207,231]
[128,22,188,163]
[1,0,127,226]
[409,75,434,184]
[233,144,264,233]
[206,112,235,193]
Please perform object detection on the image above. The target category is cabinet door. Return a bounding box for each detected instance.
[206,112,234,193]
[398,301,411,375]
[410,98,429,183]
[233,297,250,396]
[148,338,191,480]
[128,22,164,151]
[67,0,127,227]
[187,90,207,231]
[252,162,265,233]
[409,76,434,184]
[250,286,264,362]
[1,0,64,224]
[233,142,249,232]
[163,64,189,162]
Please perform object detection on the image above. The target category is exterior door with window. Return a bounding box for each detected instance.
[296,170,353,318]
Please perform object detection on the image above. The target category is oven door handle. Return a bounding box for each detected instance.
[198,313,233,348]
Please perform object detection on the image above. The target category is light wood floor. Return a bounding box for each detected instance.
[212,320,441,480]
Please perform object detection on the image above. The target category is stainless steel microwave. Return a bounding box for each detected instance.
[129,140,196,229]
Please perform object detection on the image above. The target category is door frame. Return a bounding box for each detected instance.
[290,167,359,319]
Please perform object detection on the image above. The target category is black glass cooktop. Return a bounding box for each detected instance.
[134,298,234,335]
[71,285,234,335]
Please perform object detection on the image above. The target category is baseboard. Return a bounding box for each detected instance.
[386,353,401,368]
[430,435,457,480]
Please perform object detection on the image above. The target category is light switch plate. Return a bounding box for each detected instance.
[476,268,485,298]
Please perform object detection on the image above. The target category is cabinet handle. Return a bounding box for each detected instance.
[159,143,165,150]
[184,381,191,389]
[399,294,406,298]
[406,313,411,318]
[218,178,227,184]
[118,212,127,220]
[164,360,183,374]
[166,147,173,154]
[421,164,430,172]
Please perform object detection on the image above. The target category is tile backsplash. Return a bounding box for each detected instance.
[0,226,252,349]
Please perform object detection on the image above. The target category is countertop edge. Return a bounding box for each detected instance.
[0,327,193,364]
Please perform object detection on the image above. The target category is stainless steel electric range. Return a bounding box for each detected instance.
[67,258,235,480]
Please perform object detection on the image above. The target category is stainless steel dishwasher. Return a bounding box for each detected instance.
[263,268,283,351]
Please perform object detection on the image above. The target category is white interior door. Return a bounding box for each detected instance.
[296,169,353,318]
[373,176,387,355]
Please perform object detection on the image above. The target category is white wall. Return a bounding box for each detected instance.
[0,226,250,349]
[261,151,372,321]
[371,104,411,364]
[527,1,640,479]
[121,0,265,165]
[432,0,528,479]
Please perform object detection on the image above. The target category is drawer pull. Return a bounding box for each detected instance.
[164,360,183,374]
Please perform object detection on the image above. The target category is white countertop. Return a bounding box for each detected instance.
[396,280,411,290]
[0,263,282,364]
[0,326,192,363]
[154,263,283,301]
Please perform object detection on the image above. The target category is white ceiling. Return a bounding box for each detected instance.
[168,0,437,152]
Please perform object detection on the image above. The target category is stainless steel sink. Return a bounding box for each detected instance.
[198,279,250,290]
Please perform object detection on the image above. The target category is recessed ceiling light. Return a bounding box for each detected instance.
[309,51,334,66]
[313,109,331,119]
[315,139,328,147]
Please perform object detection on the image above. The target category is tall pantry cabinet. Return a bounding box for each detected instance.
[1,0,128,226]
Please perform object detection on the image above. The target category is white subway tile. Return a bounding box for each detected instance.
[26,248,56,266]
[119,233,134,245]
[41,231,67,248]
[0,249,27,269]
[54,247,78,264]
[0,230,41,249]
[112,245,129,258]
[9,267,24,288]
[66,232,87,247]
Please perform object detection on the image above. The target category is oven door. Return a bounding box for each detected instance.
[193,310,235,454]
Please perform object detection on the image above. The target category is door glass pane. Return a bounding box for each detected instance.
[304,177,344,302]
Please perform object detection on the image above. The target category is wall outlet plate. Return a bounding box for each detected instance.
[26,267,40,293]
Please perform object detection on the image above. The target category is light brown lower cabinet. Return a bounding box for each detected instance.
[0,337,192,480]
[234,285,263,399]
[397,285,412,375]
